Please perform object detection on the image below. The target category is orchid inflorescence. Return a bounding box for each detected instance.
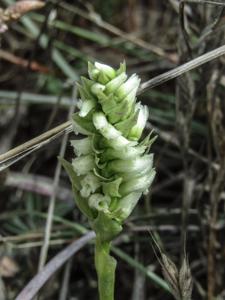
[61,61,155,300]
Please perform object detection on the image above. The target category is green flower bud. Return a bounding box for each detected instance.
[88,62,116,83]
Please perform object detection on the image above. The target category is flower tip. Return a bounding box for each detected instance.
[88,62,99,81]
[95,62,115,72]
[117,61,126,75]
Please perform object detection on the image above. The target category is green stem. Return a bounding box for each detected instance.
[95,236,117,300]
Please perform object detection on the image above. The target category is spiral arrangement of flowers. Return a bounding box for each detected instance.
[61,61,155,300]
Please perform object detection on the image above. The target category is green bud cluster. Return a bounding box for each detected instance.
[61,62,155,242]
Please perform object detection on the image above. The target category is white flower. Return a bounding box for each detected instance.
[129,104,149,140]
[107,155,153,174]
[112,192,142,220]
[119,169,156,196]
[80,172,101,198]
[88,62,116,83]
[92,112,136,148]
[70,137,92,157]
[116,74,140,101]
[79,99,96,117]
[72,155,95,176]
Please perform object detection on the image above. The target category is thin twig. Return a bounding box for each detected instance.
[0,121,72,171]
[139,44,225,92]
[15,231,95,300]
[181,0,225,5]
[0,0,45,33]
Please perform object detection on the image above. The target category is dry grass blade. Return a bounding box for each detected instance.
[0,49,49,73]
[1,44,225,171]
[0,121,72,171]
[15,231,95,300]
[139,44,225,92]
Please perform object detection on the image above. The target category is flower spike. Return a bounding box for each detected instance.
[61,61,156,300]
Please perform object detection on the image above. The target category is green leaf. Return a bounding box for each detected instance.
[114,107,138,136]
[107,98,132,124]
[59,157,80,190]
[77,82,95,102]
[72,187,95,220]
[59,157,94,220]
[116,61,126,75]
[72,112,97,135]
[112,247,171,293]
[92,134,105,154]
[103,177,123,197]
